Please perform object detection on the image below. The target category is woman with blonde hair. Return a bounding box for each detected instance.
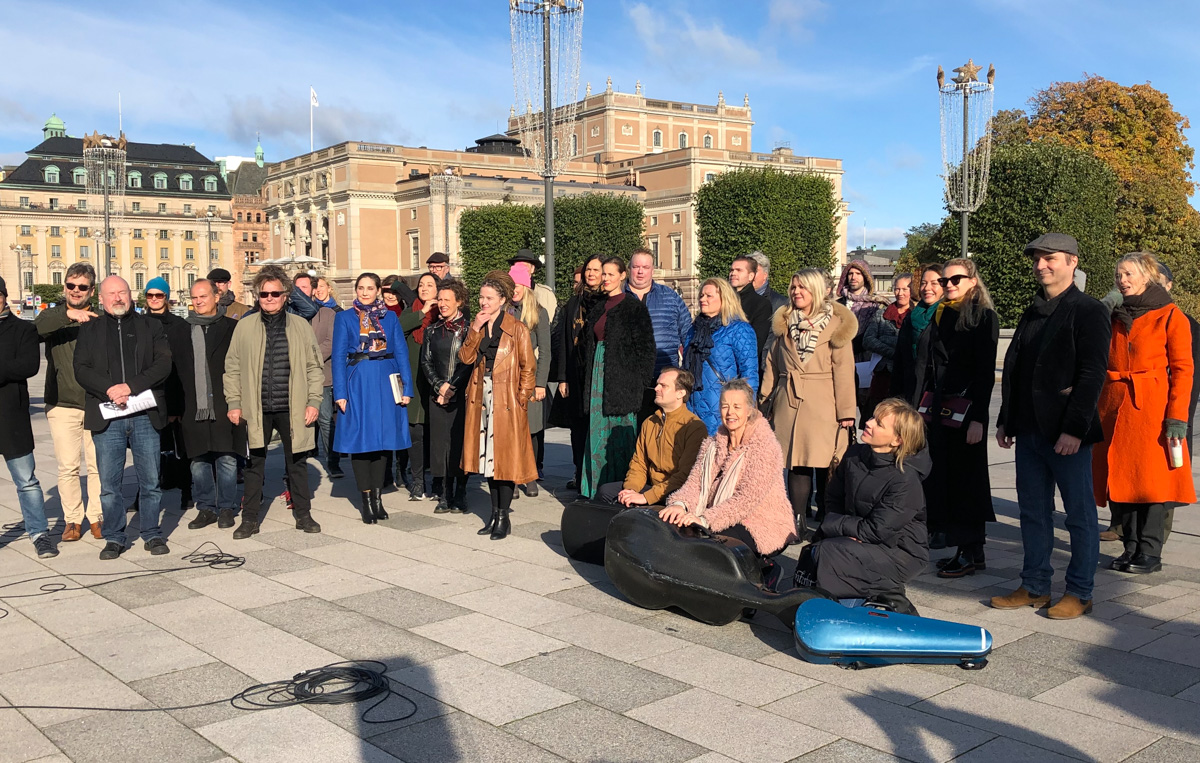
[683,277,759,435]
[794,398,931,604]
[1095,252,1194,574]
[761,268,858,539]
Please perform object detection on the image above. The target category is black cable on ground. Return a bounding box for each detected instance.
[0,538,244,619]
[0,661,418,724]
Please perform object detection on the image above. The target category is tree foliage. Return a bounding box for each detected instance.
[923,142,1119,326]
[457,194,644,304]
[694,167,840,293]
[894,222,941,277]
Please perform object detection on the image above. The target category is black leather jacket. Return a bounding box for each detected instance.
[420,316,472,402]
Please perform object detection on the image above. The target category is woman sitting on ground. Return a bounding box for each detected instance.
[659,379,796,585]
[794,398,930,603]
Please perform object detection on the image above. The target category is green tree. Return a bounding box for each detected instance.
[457,203,537,299]
[893,222,942,276]
[694,167,840,293]
[926,142,1119,325]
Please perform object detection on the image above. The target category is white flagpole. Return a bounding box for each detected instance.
[309,90,313,153]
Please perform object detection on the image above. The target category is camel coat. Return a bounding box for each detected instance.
[761,302,858,469]
[1094,303,1196,506]
[459,312,539,484]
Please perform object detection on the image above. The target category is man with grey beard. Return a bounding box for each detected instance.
[74,276,173,560]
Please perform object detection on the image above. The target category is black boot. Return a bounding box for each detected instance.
[434,476,451,513]
[371,488,389,521]
[936,549,977,578]
[479,487,500,535]
[451,474,470,514]
[1110,549,1135,571]
[490,508,511,540]
[358,491,375,524]
[1127,553,1162,574]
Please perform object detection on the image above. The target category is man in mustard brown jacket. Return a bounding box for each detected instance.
[597,368,707,506]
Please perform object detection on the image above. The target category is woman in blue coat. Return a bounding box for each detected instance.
[333,272,414,524]
[684,277,760,434]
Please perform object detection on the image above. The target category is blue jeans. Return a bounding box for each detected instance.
[1015,432,1099,600]
[5,452,47,541]
[190,452,238,513]
[318,385,340,468]
[93,414,163,546]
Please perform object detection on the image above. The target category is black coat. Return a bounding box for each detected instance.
[551,290,602,422]
[74,312,172,433]
[166,317,247,458]
[420,318,473,397]
[0,315,41,458]
[997,285,1111,445]
[736,283,773,357]
[582,294,656,417]
[148,311,186,417]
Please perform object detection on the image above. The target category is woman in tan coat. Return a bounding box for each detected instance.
[459,271,538,540]
[761,268,858,539]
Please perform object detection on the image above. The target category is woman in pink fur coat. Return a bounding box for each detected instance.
[660,378,797,565]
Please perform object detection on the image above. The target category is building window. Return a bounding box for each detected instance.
[410,208,417,220]
[73,167,87,185]
[704,172,716,183]
[51,245,61,258]
[243,233,249,242]
[153,173,168,190]
[44,165,60,183]
[183,204,191,214]
[186,248,194,260]
[208,205,216,213]
[678,133,688,149]
[570,133,578,156]
[672,236,682,270]
[19,225,31,236]
[652,130,662,148]
[19,196,29,208]
[108,245,116,261]
[50,226,61,237]
[178,174,193,191]
[251,233,258,242]
[203,176,218,192]
[210,248,218,261]
[673,212,681,224]
[160,273,171,286]
[160,247,169,260]
[79,226,89,237]
[649,237,659,268]
[158,229,169,240]
[77,199,87,210]
[209,231,218,242]
[53,271,62,285]
[127,171,141,188]
[237,212,243,222]
[158,203,168,213]
[255,213,261,223]
[704,134,713,149]
[650,215,658,227]
[188,273,196,287]
[184,230,194,241]
[80,246,90,259]
[135,272,144,290]
[49,198,59,210]
[24,272,32,290]
[134,246,143,259]
[409,232,420,270]
[131,202,141,212]
[133,229,143,239]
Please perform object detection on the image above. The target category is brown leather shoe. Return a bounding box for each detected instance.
[989,587,1050,610]
[61,523,82,542]
[1047,594,1093,620]
[1099,529,1121,542]
[90,520,103,540]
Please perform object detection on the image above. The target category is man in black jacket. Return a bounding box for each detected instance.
[0,277,55,558]
[75,276,173,560]
[991,233,1111,619]
[749,251,788,312]
[729,255,772,357]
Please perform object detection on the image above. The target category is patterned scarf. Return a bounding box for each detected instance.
[908,300,939,359]
[353,298,389,357]
[685,314,721,391]
[788,306,831,365]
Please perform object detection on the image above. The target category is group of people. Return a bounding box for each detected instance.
[1,233,1192,623]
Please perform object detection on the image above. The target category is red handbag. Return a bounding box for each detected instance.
[918,391,971,429]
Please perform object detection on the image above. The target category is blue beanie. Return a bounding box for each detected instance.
[144,277,170,295]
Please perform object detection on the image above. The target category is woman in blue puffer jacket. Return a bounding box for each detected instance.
[684,277,760,434]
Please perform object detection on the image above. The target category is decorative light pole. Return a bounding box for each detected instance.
[8,243,28,307]
[83,131,127,280]
[430,167,462,260]
[510,0,585,292]
[938,59,995,258]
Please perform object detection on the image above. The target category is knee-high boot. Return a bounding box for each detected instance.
[370,488,388,521]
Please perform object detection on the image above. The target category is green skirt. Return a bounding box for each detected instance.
[581,341,638,497]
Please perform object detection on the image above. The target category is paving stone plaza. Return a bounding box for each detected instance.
[2,369,1200,763]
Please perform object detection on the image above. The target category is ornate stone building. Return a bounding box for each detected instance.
[223,141,269,293]
[0,116,233,303]
[263,85,847,304]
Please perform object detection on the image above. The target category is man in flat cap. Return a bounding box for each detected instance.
[426,252,451,282]
[991,233,1110,619]
[207,268,250,320]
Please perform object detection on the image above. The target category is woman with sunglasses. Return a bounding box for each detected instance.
[331,272,413,525]
[894,259,998,576]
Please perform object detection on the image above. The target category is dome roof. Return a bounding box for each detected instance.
[44,113,65,130]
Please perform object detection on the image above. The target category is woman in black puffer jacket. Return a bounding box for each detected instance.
[796,398,930,601]
[420,280,473,514]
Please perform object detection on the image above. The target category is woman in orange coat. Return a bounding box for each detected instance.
[1094,252,1195,574]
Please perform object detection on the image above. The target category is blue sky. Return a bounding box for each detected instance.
[3,0,1198,249]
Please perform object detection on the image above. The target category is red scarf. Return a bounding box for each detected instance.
[411,299,435,344]
[882,302,909,330]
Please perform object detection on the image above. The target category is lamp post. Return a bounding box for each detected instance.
[938,59,995,258]
[8,243,27,307]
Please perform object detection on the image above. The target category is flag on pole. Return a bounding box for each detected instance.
[310,87,319,108]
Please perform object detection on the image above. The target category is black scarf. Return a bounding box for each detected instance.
[684,314,720,391]
[1112,282,1171,331]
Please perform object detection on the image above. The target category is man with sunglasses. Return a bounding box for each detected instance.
[74,276,174,560]
[35,262,104,541]
[223,265,324,539]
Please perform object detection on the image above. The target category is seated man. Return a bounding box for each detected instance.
[795,399,930,602]
[596,368,707,507]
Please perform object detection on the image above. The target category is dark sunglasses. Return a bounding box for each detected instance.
[259,291,286,299]
[65,283,91,292]
[145,292,167,299]
[937,274,970,287]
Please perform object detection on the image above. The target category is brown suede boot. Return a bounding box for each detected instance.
[61,523,82,542]
[989,587,1051,610]
[1047,594,1093,620]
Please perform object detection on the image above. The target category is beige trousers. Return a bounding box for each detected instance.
[45,406,102,523]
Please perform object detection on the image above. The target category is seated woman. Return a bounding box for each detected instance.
[795,398,930,602]
[659,379,796,584]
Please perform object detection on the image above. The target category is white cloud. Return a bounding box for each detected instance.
[849,226,907,250]
[767,0,829,39]
[628,3,762,79]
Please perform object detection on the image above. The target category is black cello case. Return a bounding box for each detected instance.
[561,499,625,565]
[604,507,825,626]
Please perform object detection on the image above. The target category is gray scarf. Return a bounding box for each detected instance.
[186,312,223,421]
